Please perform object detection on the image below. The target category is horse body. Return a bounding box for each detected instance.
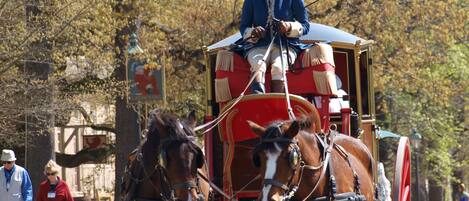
[294,132,374,200]
[249,119,374,201]
[121,110,210,201]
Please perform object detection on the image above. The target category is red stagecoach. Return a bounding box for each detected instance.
[202,22,411,201]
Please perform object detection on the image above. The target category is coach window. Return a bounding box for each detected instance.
[359,51,370,117]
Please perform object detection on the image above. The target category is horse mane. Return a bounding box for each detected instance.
[145,110,202,158]
[254,118,320,155]
[256,120,295,152]
[147,110,195,143]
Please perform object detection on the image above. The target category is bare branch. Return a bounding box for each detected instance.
[55,144,115,168]
[75,105,116,133]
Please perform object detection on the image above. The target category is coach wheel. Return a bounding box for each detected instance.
[392,137,411,201]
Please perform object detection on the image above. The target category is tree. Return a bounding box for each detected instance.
[23,0,55,193]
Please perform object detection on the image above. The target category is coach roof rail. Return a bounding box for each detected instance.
[206,22,373,52]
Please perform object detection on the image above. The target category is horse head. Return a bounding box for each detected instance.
[126,109,209,201]
[248,118,318,201]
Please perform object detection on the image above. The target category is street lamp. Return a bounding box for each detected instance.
[128,33,144,54]
[410,128,422,149]
[410,128,422,201]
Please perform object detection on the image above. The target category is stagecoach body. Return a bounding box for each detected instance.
[202,23,411,201]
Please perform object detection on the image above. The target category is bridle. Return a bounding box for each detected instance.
[258,137,303,199]
[158,136,206,201]
[125,122,207,201]
[253,124,334,201]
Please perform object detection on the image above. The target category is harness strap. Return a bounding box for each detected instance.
[301,134,335,201]
[134,198,164,201]
[173,181,198,190]
[157,166,175,201]
[313,192,366,201]
[264,179,290,191]
[327,154,337,199]
[334,144,362,195]
[261,137,297,143]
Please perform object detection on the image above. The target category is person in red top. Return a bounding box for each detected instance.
[36,160,74,201]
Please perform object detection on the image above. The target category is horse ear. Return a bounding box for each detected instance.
[298,117,312,130]
[150,109,165,126]
[285,120,300,138]
[186,110,197,128]
[247,120,265,136]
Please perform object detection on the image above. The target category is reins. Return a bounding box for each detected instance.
[194,31,279,134]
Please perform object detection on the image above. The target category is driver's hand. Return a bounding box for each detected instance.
[252,26,266,39]
[279,21,292,34]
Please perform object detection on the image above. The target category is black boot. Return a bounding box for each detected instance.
[271,80,285,93]
[251,82,265,94]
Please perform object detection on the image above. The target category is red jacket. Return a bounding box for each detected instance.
[36,178,74,201]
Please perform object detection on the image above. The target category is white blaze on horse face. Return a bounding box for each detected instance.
[262,143,281,201]
[187,192,192,201]
[178,121,184,130]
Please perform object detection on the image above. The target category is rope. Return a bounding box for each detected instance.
[231,174,261,198]
[278,35,295,120]
[197,170,232,200]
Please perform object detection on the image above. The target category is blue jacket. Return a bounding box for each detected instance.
[238,0,310,55]
[1,165,33,201]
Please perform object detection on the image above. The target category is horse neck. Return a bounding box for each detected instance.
[296,131,322,166]
[141,137,160,167]
[295,131,329,198]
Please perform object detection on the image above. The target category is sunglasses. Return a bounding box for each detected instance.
[2,161,13,164]
[45,172,57,176]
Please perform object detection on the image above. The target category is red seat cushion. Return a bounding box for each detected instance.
[215,52,335,98]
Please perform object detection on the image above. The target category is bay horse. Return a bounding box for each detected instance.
[121,110,210,201]
[248,118,374,201]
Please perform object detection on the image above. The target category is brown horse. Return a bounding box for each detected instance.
[121,110,210,201]
[248,118,374,201]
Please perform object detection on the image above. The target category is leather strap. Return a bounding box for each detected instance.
[264,179,289,191]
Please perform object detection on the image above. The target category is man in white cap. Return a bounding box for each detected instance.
[0,149,33,201]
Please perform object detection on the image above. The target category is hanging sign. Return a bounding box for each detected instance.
[127,58,165,102]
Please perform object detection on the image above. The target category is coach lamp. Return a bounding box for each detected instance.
[410,128,422,149]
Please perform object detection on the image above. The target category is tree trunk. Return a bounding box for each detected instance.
[24,0,54,198]
[113,2,140,201]
[428,178,445,201]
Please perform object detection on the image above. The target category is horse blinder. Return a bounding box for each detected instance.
[252,152,261,168]
[252,146,261,168]
[159,150,168,168]
[160,145,204,169]
[288,144,301,169]
[195,146,205,169]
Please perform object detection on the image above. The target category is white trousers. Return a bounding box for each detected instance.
[247,46,297,82]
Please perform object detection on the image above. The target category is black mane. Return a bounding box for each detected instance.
[255,121,290,153]
[147,110,195,141]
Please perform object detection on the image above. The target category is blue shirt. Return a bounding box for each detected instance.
[461,192,469,201]
[3,165,33,201]
[239,0,310,54]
